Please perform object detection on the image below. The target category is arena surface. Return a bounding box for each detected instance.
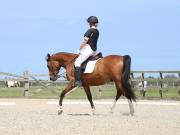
[0,99,180,135]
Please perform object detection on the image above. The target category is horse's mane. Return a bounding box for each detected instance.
[50,52,78,62]
[52,52,77,57]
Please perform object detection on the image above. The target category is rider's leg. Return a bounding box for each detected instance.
[74,45,94,86]
[74,66,82,86]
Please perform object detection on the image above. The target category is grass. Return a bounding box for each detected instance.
[0,85,179,100]
[0,87,24,98]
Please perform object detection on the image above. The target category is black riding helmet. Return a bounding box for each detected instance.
[87,16,99,25]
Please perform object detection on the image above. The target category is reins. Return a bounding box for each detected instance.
[48,53,79,79]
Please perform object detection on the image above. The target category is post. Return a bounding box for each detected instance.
[96,86,102,97]
[178,73,180,96]
[178,90,180,96]
[23,70,29,96]
[130,72,134,79]
[130,72,134,88]
[159,72,163,98]
[141,73,146,97]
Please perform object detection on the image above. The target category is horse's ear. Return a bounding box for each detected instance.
[46,53,51,61]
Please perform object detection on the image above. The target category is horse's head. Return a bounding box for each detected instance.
[46,53,62,81]
[46,52,78,81]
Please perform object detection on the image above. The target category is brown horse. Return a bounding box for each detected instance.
[46,52,136,115]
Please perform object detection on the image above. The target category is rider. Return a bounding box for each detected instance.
[74,16,99,86]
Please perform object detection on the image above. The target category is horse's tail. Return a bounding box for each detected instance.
[122,55,136,102]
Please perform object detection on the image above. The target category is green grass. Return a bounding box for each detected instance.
[28,85,116,99]
[0,85,179,100]
[0,87,24,98]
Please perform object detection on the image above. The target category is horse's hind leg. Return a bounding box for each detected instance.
[123,87,134,115]
[110,81,123,113]
[127,99,134,116]
[83,86,95,115]
[111,81,134,115]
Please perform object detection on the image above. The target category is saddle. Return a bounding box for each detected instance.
[81,52,103,72]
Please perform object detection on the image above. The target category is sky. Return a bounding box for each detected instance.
[0,0,179,74]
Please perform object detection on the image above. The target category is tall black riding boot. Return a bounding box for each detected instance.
[74,67,82,87]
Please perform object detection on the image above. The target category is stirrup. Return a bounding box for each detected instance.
[74,81,82,87]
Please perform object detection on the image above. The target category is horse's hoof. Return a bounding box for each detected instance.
[90,108,95,116]
[90,112,95,116]
[129,107,134,116]
[109,107,114,114]
[58,109,63,115]
[109,110,113,114]
[130,111,134,116]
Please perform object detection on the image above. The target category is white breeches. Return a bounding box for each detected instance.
[74,45,96,67]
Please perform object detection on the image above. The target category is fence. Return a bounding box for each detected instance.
[131,71,180,98]
[0,70,66,97]
[0,70,180,98]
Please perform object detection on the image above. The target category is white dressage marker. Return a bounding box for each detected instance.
[0,102,16,106]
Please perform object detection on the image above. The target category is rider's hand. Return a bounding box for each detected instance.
[79,36,89,49]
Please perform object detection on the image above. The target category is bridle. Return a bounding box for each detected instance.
[47,54,79,80]
[47,60,60,79]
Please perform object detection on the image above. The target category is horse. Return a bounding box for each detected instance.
[46,52,136,115]
[5,80,20,88]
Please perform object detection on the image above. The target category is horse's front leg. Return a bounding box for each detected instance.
[83,86,95,115]
[58,81,74,115]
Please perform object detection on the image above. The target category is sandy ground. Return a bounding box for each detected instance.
[0,99,180,135]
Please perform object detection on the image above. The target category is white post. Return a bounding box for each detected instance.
[23,70,29,96]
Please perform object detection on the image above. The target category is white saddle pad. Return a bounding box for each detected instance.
[84,59,101,73]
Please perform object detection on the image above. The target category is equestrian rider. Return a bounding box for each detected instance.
[74,16,99,86]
